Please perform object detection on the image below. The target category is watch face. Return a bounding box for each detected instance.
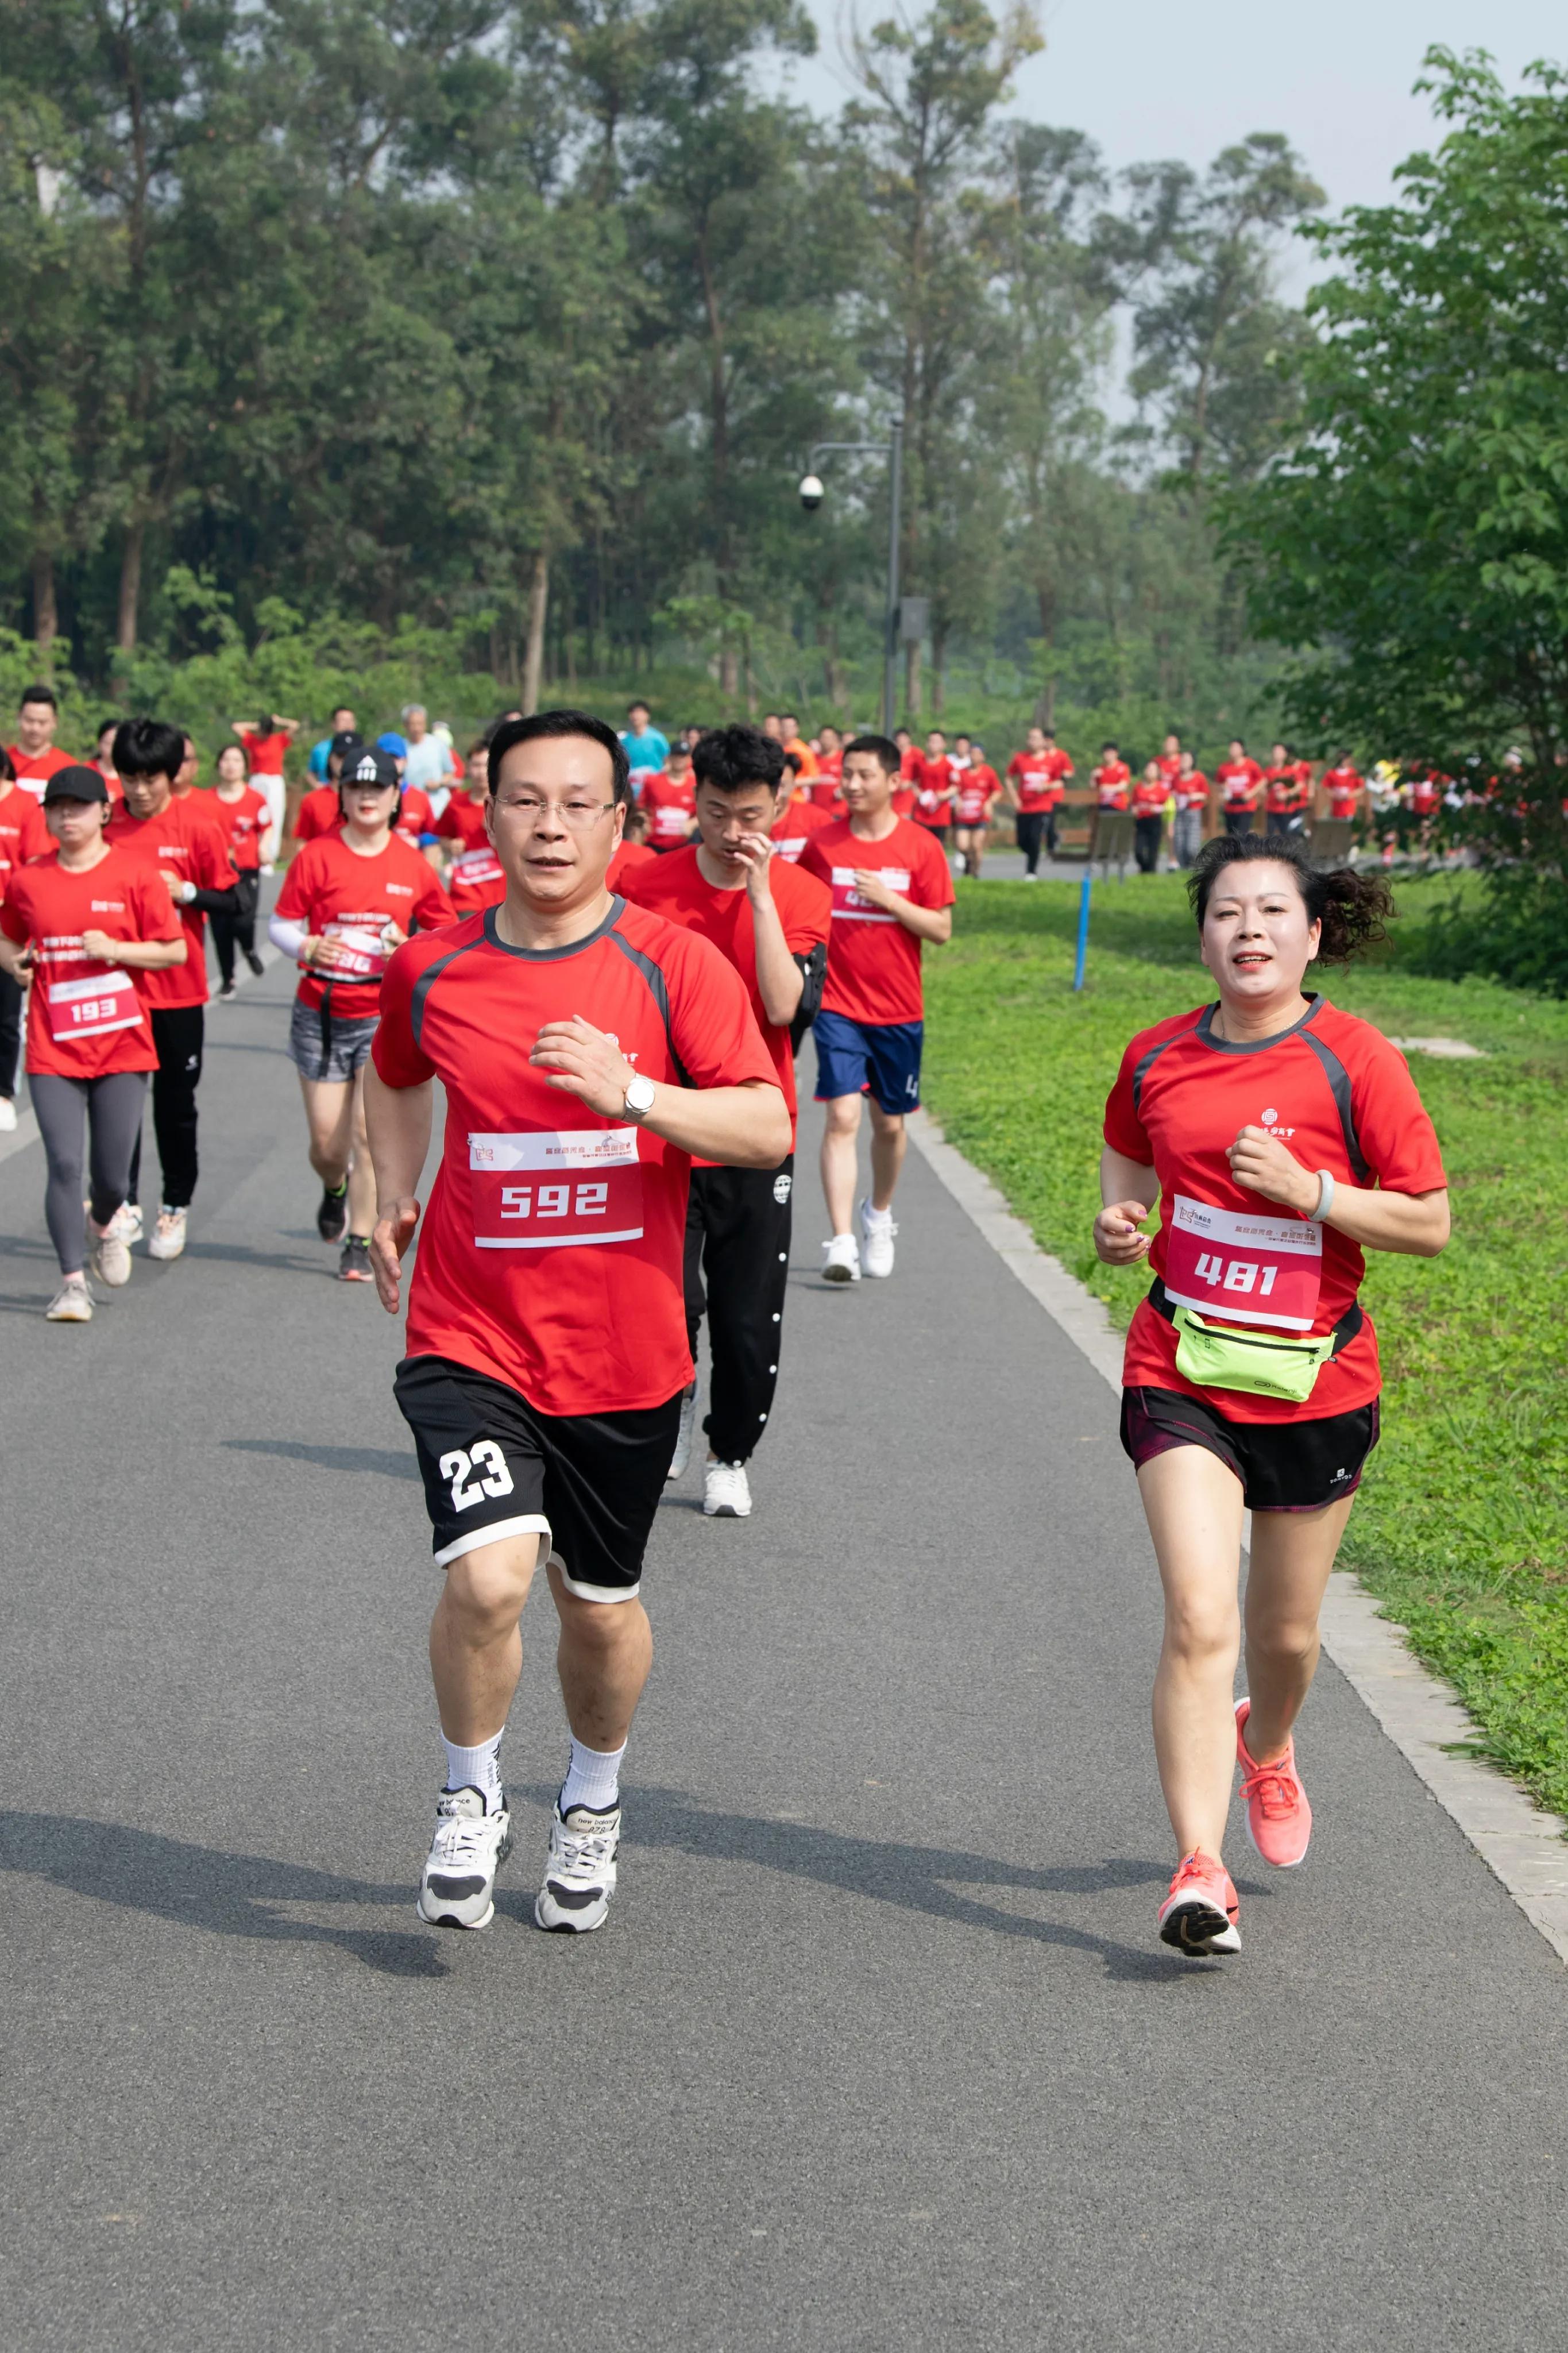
[627,1074,656,1113]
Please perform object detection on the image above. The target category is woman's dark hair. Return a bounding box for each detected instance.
[693,724,786,794]
[0,746,13,783]
[487,708,632,806]
[1187,831,1393,963]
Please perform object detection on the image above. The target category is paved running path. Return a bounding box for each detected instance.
[3,952,1568,2351]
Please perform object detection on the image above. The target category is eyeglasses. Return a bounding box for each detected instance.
[496,795,616,831]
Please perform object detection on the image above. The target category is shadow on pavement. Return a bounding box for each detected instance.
[0,1812,445,1979]
[223,1437,420,1480]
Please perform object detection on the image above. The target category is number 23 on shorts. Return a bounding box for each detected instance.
[439,1441,515,1513]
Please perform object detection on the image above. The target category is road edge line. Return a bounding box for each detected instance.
[906,1105,1568,1966]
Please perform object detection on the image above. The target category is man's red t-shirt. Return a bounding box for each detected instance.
[1131,774,1169,818]
[1102,996,1447,1424]
[1158,753,1183,784]
[607,838,658,891]
[640,772,697,849]
[1007,749,1072,812]
[394,785,435,847]
[801,816,955,1028]
[1322,766,1363,816]
[214,786,272,872]
[772,797,835,863]
[107,797,234,1009]
[0,848,182,1079]
[273,832,455,1021]
[912,754,957,830]
[1174,769,1210,813]
[372,900,780,1416]
[294,785,340,843]
[1410,770,1443,815]
[954,763,1001,824]
[5,746,74,802]
[1093,761,1131,811]
[0,781,49,905]
[436,795,505,914]
[240,729,291,777]
[1217,759,1264,811]
[808,749,843,812]
[620,844,830,1140]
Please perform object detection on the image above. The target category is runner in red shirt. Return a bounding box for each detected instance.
[1096,833,1449,1958]
[621,723,830,1520]
[1321,757,1364,822]
[808,724,843,812]
[606,798,657,888]
[1216,740,1264,838]
[952,737,1002,877]
[294,730,363,843]
[109,718,238,1263]
[0,747,51,1128]
[6,682,74,800]
[435,740,507,917]
[364,707,787,1938]
[1092,742,1131,811]
[772,782,836,864]
[801,732,955,1282]
[0,765,186,1318]
[639,743,698,851]
[1263,742,1314,838]
[89,719,124,804]
[230,711,299,868]
[1158,731,1183,786]
[911,729,957,850]
[1131,760,1170,873]
[270,744,455,1280]
[209,743,272,1000]
[1171,752,1210,870]
[1005,726,1073,876]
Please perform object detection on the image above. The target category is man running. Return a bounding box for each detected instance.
[6,683,75,799]
[811,724,844,810]
[639,740,697,851]
[210,743,272,998]
[801,734,954,1282]
[911,730,956,854]
[952,739,1001,878]
[1131,761,1169,874]
[402,705,455,811]
[364,708,787,1936]
[619,700,669,782]
[1216,740,1264,838]
[1171,751,1210,869]
[620,723,829,1519]
[109,719,238,1261]
[1321,755,1365,824]
[295,731,362,843]
[1006,725,1072,877]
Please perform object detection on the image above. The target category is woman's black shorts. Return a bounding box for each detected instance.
[395,1353,682,1600]
[1120,1384,1380,1513]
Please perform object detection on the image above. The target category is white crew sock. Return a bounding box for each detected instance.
[863,1199,894,1225]
[559,1734,626,1816]
[442,1728,504,1808]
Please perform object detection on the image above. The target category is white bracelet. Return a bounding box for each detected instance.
[1312,1169,1335,1222]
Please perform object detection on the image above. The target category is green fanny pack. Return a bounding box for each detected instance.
[1149,1281,1362,1405]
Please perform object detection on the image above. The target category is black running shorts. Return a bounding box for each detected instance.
[394,1353,683,1601]
[1119,1385,1380,1514]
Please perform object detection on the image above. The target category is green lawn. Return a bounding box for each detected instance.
[922,873,1568,1825]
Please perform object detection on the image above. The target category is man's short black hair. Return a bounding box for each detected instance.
[844,733,901,777]
[626,699,650,718]
[113,717,186,782]
[19,681,57,711]
[692,724,784,796]
[1101,739,1119,754]
[488,709,632,806]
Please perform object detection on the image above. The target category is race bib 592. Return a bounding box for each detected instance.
[469,1126,643,1249]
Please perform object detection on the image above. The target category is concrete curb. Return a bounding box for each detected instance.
[906,1105,1568,1966]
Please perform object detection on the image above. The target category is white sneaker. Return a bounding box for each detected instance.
[416,1786,513,1930]
[45,1278,92,1323]
[860,1199,897,1278]
[703,1459,752,1517]
[666,1386,697,1482]
[115,1202,144,1245]
[821,1233,861,1283]
[89,1220,133,1288]
[148,1206,187,1261]
[0,1097,16,1132]
[535,1801,620,1933]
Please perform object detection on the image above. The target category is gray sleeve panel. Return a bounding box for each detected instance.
[1300,1030,1371,1181]
[603,925,692,1088]
[1129,1030,1183,1124]
[409,935,485,1054]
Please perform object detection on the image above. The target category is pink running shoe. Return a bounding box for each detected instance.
[1235,1698,1313,1868]
[1157,1850,1240,1954]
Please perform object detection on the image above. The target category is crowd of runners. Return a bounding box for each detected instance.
[0,680,1448,1959]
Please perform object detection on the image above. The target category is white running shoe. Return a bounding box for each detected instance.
[45,1278,92,1323]
[416,1786,513,1930]
[704,1459,752,1517]
[0,1097,16,1132]
[148,1206,188,1261]
[666,1385,697,1482]
[821,1233,861,1283]
[89,1220,133,1288]
[860,1199,897,1278]
[115,1202,144,1245]
[535,1800,620,1933]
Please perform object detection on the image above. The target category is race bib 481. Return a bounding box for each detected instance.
[1163,1194,1322,1332]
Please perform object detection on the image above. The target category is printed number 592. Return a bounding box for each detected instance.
[438,1440,515,1512]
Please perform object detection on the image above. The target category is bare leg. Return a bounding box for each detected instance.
[1242,1495,1357,1761]
[547,1559,652,1750]
[820,1092,863,1235]
[345,1069,374,1233]
[868,1102,906,1214]
[299,1073,354,1187]
[1137,1447,1248,1862]
[428,1533,542,1744]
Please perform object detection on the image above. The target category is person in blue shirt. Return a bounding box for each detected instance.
[619,700,669,778]
[308,706,358,781]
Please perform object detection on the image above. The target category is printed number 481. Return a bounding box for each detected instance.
[1195,1251,1277,1297]
[439,1440,515,1512]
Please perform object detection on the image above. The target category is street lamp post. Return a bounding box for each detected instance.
[798,419,905,736]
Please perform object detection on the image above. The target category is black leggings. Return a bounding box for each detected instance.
[210,869,260,988]
[683,1158,793,1464]
[1015,811,1053,874]
[29,1070,149,1275]
[1134,815,1164,873]
[0,967,21,1099]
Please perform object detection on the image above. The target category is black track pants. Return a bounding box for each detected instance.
[683,1156,794,1465]
[129,1004,204,1210]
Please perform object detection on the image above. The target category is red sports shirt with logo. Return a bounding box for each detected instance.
[808,749,843,812]
[0,780,49,904]
[1174,769,1210,813]
[107,797,234,1009]
[1007,749,1072,812]
[801,816,955,1028]
[1323,766,1364,816]
[1102,996,1447,1424]
[0,848,183,1078]
[435,794,506,915]
[4,746,74,801]
[1092,761,1131,810]
[639,770,697,848]
[214,785,272,872]
[954,762,1001,824]
[773,798,835,863]
[1217,758,1263,811]
[607,838,658,890]
[1131,774,1169,818]
[1264,762,1314,815]
[620,843,830,1138]
[372,899,780,1415]
[912,754,957,830]
[274,831,455,1021]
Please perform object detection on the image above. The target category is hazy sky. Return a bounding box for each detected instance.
[791,2,1565,285]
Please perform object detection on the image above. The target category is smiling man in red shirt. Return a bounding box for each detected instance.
[365,708,788,1941]
[6,682,75,800]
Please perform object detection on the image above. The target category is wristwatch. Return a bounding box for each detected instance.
[623,1073,657,1121]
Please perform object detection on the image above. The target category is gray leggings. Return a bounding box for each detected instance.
[29,1070,149,1275]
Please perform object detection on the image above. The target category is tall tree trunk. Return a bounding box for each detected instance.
[720,644,739,697]
[905,639,922,720]
[522,551,550,716]
[32,548,58,661]
[116,520,145,655]
[931,624,946,716]
[1033,574,1057,728]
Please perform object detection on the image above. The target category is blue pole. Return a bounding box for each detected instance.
[1072,871,1092,992]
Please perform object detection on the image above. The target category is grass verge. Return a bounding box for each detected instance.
[922,871,1568,1825]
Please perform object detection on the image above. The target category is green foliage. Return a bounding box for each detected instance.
[921,873,1568,1823]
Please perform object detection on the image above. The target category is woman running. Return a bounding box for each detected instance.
[952,740,1001,878]
[433,739,505,916]
[0,766,186,1321]
[269,745,454,1281]
[210,742,273,998]
[1095,833,1449,1957]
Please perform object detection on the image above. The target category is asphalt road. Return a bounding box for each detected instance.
[3,947,1567,2351]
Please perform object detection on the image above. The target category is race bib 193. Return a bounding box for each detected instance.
[1163,1194,1322,1332]
[47,969,142,1043]
[469,1126,643,1249]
